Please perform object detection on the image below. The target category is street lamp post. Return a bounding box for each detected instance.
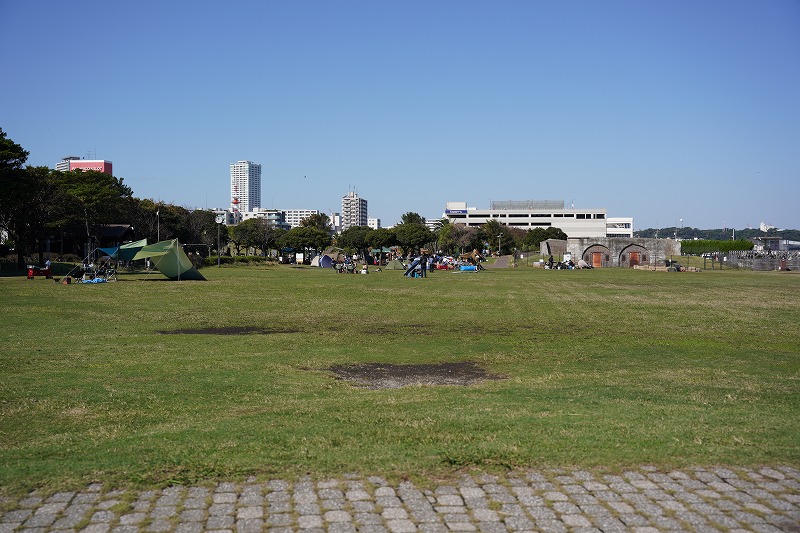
[157,208,160,241]
[215,214,225,267]
[497,234,502,256]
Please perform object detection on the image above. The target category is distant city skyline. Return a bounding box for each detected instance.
[3,1,797,230]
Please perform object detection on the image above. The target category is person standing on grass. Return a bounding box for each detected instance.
[420,252,427,277]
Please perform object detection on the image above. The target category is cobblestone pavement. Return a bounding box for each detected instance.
[2,466,798,532]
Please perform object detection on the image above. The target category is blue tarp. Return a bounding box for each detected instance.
[83,277,108,284]
[98,246,119,258]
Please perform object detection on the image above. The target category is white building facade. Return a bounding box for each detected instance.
[341,192,368,231]
[367,218,381,230]
[442,200,633,239]
[230,161,261,213]
[284,209,320,228]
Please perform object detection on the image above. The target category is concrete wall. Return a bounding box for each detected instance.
[541,238,680,267]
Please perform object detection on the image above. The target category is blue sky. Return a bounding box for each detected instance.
[1,1,798,230]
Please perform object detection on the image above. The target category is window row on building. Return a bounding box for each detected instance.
[442,201,633,238]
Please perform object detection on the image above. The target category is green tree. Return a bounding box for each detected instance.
[544,227,568,240]
[366,227,396,250]
[7,167,61,267]
[300,213,332,233]
[393,222,434,254]
[366,227,396,264]
[279,227,332,256]
[451,224,482,254]
[436,222,457,255]
[400,212,426,226]
[336,225,373,257]
[50,170,133,247]
[27,167,65,264]
[228,223,248,255]
[243,218,285,256]
[523,227,548,250]
[479,220,507,254]
[235,219,264,254]
[0,128,31,267]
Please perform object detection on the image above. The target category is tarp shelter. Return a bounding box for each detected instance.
[132,239,206,280]
[119,239,148,262]
[98,239,148,262]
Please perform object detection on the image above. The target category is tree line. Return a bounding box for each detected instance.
[636,226,800,242]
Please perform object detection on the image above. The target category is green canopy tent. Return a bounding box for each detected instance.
[118,239,148,262]
[131,239,206,281]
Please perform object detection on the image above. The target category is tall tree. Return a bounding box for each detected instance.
[279,226,332,256]
[50,169,133,245]
[336,225,373,257]
[0,128,31,267]
[455,225,482,254]
[366,227,396,264]
[300,212,332,233]
[400,212,426,226]
[393,222,434,254]
[479,220,506,254]
[436,222,457,255]
[523,227,548,250]
[366,227,396,251]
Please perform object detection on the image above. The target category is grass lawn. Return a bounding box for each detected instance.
[1,265,798,494]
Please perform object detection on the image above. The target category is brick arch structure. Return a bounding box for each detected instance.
[619,243,650,268]
[582,244,611,268]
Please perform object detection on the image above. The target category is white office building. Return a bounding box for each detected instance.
[341,192,368,231]
[443,200,633,239]
[284,209,320,228]
[230,161,261,213]
[367,218,381,230]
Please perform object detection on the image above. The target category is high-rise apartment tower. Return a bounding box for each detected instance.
[341,191,367,231]
[230,161,261,213]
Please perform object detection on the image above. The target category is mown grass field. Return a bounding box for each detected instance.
[1,265,798,495]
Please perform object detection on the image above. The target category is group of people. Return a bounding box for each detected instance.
[546,255,593,270]
[335,256,372,274]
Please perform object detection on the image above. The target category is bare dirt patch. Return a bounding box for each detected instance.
[158,326,301,335]
[328,362,506,389]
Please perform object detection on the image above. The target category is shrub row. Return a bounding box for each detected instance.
[201,255,277,267]
[680,239,754,255]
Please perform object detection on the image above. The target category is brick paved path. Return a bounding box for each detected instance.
[2,466,798,532]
